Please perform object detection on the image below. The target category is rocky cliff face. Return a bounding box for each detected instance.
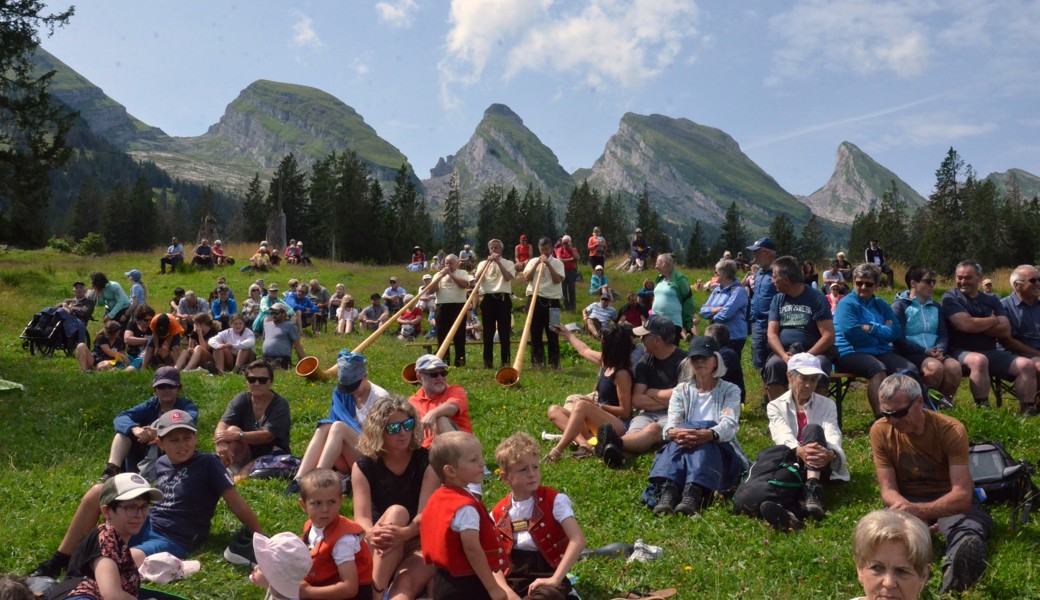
[584,113,809,230]
[422,103,575,212]
[799,142,925,224]
[984,168,1040,202]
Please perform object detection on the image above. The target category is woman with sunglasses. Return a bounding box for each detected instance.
[214,360,292,481]
[892,265,963,400]
[834,264,918,418]
[351,396,438,600]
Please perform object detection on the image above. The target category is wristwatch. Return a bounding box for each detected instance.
[238,431,244,441]
[711,430,719,441]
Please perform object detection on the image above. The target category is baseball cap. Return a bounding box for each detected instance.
[100,472,164,507]
[153,366,180,388]
[520,234,527,240]
[270,302,289,313]
[73,280,86,287]
[687,336,719,358]
[415,354,448,372]
[632,315,675,338]
[747,237,777,252]
[635,228,643,233]
[422,273,433,281]
[125,269,142,282]
[267,283,279,291]
[390,276,398,282]
[154,409,197,437]
[594,265,604,271]
[788,352,826,376]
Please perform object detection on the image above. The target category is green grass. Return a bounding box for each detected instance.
[1,248,1038,599]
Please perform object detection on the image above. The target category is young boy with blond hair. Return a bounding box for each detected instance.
[296,468,373,600]
[421,432,510,600]
[492,433,586,600]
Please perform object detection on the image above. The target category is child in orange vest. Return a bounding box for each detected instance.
[297,469,373,599]
[493,433,586,600]
[421,431,510,600]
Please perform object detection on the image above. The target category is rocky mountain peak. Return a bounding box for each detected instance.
[483,103,523,125]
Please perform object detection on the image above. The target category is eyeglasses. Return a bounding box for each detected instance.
[384,418,416,435]
[423,370,448,379]
[921,279,937,285]
[880,404,914,420]
[246,376,270,384]
[1017,278,1040,285]
[853,280,876,288]
[117,502,150,516]
[154,384,178,390]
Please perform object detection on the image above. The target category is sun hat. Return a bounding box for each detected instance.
[253,532,311,599]
[139,552,201,584]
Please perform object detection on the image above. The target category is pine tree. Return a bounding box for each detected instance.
[685,221,708,268]
[307,153,337,257]
[565,180,600,240]
[477,184,503,249]
[240,173,266,242]
[719,202,748,256]
[635,185,668,253]
[69,177,103,239]
[0,1,75,247]
[799,215,826,263]
[875,180,909,263]
[920,148,967,274]
[442,171,463,251]
[768,215,797,258]
[599,191,628,264]
[847,209,879,264]
[267,153,308,246]
[127,177,157,251]
[103,182,132,251]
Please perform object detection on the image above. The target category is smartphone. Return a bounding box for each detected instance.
[549,307,561,327]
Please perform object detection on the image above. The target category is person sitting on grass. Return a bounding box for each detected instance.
[408,355,473,449]
[140,313,184,370]
[547,325,633,461]
[175,312,221,373]
[350,396,439,600]
[360,293,389,332]
[337,294,359,335]
[286,285,320,336]
[159,237,184,274]
[289,351,388,495]
[175,290,209,338]
[90,271,131,327]
[582,294,618,340]
[252,284,296,335]
[122,306,154,368]
[75,320,130,373]
[398,295,425,340]
[98,367,200,483]
[208,313,257,375]
[30,410,264,579]
[648,336,747,517]
[420,431,510,600]
[190,239,214,269]
[589,264,611,296]
[211,285,237,329]
[618,292,648,329]
[261,303,306,370]
[212,239,231,266]
[492,433,586,600]
[704,323,746,404]
[214,360,292,482]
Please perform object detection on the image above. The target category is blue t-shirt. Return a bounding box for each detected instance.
[942,288,1006,353]
[1001,293,1040,351]
[150,452,234,551]
[768,286,832,350]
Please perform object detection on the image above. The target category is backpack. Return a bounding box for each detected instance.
[20,307,78,357]
[968,440,1039,529]
[732,444,805,517]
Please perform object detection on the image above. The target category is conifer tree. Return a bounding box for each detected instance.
[442,171,463,251]
[240,173,266,242]
[799,214,826,262]
[768,215,797,258]
[719,201,748,256]
[685,221,708,268]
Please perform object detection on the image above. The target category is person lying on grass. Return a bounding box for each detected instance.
[30,410,263,580]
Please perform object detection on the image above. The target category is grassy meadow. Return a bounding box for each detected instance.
[1,245,1039,600]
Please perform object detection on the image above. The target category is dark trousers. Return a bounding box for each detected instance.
[481,294,512,368]
[432,569,490,600]
[506,549,571,599]
[562,270,577,311]
[159,256,181,273]
[907,495,992,563]
[436,302,467,366]
[799,423,833,482]
[530,297,560,368]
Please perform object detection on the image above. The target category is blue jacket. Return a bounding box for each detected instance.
[285,294,318,314]
[113,396,200,436]
[891,290,947,355]
[211,298,238,318]
[834,293,902,356]
[749,268,776,326]
[699,281,749,340]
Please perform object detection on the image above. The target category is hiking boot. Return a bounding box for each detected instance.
[653,481,680,516]
[28,553,68,579]
[223,526,257,567]
[598,424,624,468]
[939,535,987,594]
[98,462,121,484]
[674,484,703,517]
[284,477,301,496]
[760,501,804,532]
[804,478,825,520]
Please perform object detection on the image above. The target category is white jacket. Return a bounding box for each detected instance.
[208,327,256,351]
[766,391,850,482]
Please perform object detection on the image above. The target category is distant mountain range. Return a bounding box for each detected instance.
[35,46,1039,243]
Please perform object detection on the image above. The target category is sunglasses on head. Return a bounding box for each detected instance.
[246,376,270,384]
[384,417,416,435]
[880,403,913,420]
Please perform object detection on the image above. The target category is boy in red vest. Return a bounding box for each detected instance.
[297,468,373,600]
[492,433,586,600]
[421,431,510,600]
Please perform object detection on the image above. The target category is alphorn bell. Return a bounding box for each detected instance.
[496,261,545,387]
[401,260,493,384]
[295,271,448,381]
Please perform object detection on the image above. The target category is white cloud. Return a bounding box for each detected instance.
[767,0,935,85]
[291,12,323,49]
[376,0,419,28]
[895,117,997,146]
[438,0,698,106]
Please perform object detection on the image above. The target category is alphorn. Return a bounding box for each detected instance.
[495,261,545,387]
[295,271,448,381]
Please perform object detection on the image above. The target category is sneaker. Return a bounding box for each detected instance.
[803,478,825,520]
[674,484,703,517]
[28,553,68,579]
[760,501,804,532]
[653,482,681,516]
[223,526,257,567]
[285,478,301,496]
[98,462,121,484]
[939,535,987,594]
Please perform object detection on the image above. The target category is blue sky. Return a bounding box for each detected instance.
[40,0,1040,197]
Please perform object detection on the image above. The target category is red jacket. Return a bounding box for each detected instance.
[303,516,373,588]
[421,485,510,576]
[492,486,568,569]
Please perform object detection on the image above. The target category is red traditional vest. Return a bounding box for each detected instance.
[302,515,374,588]
[492,486,568,568]
[421,485,510,576]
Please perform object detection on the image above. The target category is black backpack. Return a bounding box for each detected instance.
[968,440,1039,529]
[732,444,805,517]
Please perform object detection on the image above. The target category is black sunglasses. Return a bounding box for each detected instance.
[154,384,178,390]
[1019,278,1040,285]
[384,417,416,435]
[921,279,937,285]
[424,370,448,378]
[854,280,876,288]
[880,404,913,420]
[246,376,270,384]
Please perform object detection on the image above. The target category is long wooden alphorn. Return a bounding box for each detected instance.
[496,261,546,387]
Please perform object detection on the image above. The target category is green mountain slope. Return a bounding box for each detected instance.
[984,168,1040,202]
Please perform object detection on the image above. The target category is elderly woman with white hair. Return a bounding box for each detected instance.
[699,258,749,354]
[648,336,747,517]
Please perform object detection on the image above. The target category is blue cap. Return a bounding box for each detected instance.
[125,269,142,282]
[336,349,367,391]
